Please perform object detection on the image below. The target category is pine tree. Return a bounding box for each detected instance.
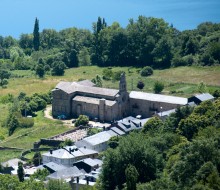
[33,18,40,51]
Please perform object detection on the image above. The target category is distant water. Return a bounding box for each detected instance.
[0,0,219,38]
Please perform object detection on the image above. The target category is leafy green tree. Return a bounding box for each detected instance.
[140,66,153,76]
[60,139,73,147]
[33,18,40,51]
[87,127,102,136]
[168,137,220,189]
[17,161,24,182]
[102,68,113,80]
[33,152,42,166]
[31,168,49,181]
[19,33,33,52]
[40,29,60,49]
[108,136,120,149]
[8,114,20,136]
[197,82,207,93]
[125,164,139,190]
[75,115,89,127]
[0,69,10,87]
[112,71,123,81]
[142,117,163,134]
[51,61,65,76]
[35,64,45,78]
[0,174,45,190]
[153,81,164,94]
[46,179,71,190]
[78,47,91,66]
[92,75,102,87]
[99,132,162,190]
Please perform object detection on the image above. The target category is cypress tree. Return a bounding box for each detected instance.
[33,18,40,51]
[17,161,24,182]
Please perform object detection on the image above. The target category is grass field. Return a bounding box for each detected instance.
[0,66,219,97]
[0,65,220,160]
[0,150,22,163]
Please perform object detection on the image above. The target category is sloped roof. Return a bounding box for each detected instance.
[43,149,75,159]
[47,166,82,180]
[81,130,117,146]
[130,91,187,105]
[75,158,103,167]
[42,146,97,159]
[73,96,116,106]
[2,158,26,168]
[110,127,125,135]
[43,162,67,172]
[76,80,95,87]
[194,93,214,102]
[55,81,119,97]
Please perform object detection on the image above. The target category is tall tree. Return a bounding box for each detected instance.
[17,161,25,182]
[33,18,40,51]
[125,164,139,190]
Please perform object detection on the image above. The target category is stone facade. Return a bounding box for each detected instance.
[52,73,187,121]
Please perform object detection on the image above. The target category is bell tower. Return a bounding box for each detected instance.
[119,72,127,93]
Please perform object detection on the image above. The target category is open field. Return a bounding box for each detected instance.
[0,66,219,97]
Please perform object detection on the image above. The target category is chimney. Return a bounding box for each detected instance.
[69,148,72,153]
[77,177,79,183]
[84,146,86,149]
[50,149,53,154]
[140,122,142,127]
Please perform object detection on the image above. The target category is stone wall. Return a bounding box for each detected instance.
[130,98,181,118]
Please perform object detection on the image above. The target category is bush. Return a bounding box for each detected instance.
[212,89,220,98]
[137,81,145,90]
[19,117,34,128]
[112,71,124,81]
[102,68,113,80]
[140,66,153,76]
[75,115,89,127]
[153,81,164,94]
[51,61,65,76]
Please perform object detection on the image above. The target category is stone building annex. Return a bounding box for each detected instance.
[52,73,188,122]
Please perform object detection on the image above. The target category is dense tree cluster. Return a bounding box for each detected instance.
[98,98,220,190]
[0,17,219,80]
[0,174,71,190]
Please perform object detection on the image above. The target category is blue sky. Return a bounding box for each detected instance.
[0,0,220,38]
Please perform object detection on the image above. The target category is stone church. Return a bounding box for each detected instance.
[52,73,187,122]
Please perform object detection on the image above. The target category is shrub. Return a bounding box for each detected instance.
[102,68,113,80]
[75,115,89,127]
[112,71,124,81]
[153,81,164,94]
[19,117,34,128]
[137,81,145,90]
[140,66,153,76]
[212,89,220,98]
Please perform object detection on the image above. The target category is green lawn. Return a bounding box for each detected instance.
[0,150,22,163]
